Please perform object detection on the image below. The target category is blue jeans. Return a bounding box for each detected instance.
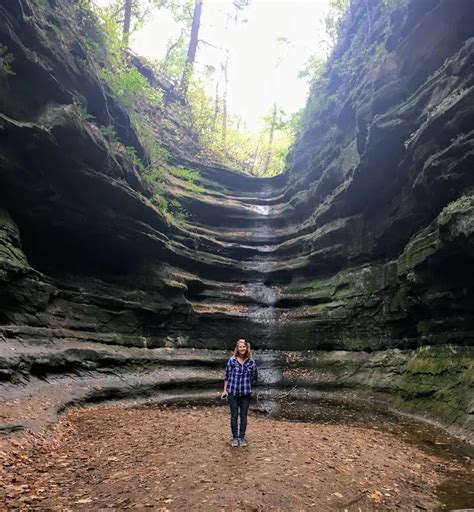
[228,393,251,439]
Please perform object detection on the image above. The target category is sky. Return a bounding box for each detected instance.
[94,0,332,130]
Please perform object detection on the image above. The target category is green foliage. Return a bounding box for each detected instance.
[0,45,14,77]
[178,76,294,176]
[298,55,326,82]
[68,4,173,217]
[125,146,146,173]
[75,0,293,182]
[133,0,194,83]
[86,7,163,111]
[79,0,292,177]
[169,199,188,221]
[293,0,350,133]
[159,34,188,81]
[305,92,336,122]
[144,165,203,194]
[103,0,170,37]
[299,0,349,83]
[295,0,397,135]
[99,125,118,142]
[144,163,203,221]
[169,166,204,193]
[151,193,170,215]
[295,71,332,131]
[124,141,191,219]
[73,0,109,62]
[72,93,95,122]
[324,0,350,51]
[131,112,170,166]
[103,65,163,110]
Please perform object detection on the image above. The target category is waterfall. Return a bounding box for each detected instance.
[242,185,282,348]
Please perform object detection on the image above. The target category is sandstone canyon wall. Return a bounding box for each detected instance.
[0,0,473,439]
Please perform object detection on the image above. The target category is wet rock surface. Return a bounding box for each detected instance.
[0,0,473,442]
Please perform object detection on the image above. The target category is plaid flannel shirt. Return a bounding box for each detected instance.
[225,356,258,396]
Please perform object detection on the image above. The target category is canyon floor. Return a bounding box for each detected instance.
[1,404,470,511]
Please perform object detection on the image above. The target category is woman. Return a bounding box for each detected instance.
[221,339,258,447]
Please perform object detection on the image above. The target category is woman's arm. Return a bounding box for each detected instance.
[221,360,230,397]
[251,360,258,384]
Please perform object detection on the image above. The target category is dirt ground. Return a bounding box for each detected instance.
[0,404,451,511]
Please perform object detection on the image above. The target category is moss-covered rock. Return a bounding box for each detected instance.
[396,345,473,435]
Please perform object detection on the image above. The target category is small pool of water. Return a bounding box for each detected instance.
[251,398,474,511]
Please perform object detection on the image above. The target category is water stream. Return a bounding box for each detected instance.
[241,187,282,347]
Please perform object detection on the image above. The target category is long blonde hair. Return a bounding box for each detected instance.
[233,338,252,360]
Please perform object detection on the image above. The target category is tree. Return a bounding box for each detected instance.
[263,103,277,174]
[156,1,195,82]
[262,104,289,174]
[180,0,203,95]
[323,0,350,53]
[122,0,132,45]
[215,0,250,148]
[221,49,229,147]
[102,0,168,48]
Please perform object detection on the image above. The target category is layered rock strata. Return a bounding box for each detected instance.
[0,0,473,439]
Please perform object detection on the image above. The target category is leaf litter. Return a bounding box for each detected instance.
[0,405,455,510]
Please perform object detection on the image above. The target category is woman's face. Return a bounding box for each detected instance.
[237,342,247,356]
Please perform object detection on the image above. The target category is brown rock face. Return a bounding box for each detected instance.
[0,0,473,438]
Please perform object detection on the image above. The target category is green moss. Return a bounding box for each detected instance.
[0,44,15,78]
[393,395,463,424]
[397,226,440,275]
[168,166,204,194]
[395,346,473,424]
[405,346,469,373]
[438,195,474,226]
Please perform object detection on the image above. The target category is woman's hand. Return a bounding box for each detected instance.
[221,391,228,399]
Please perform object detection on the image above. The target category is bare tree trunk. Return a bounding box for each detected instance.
[263,103,277,174]
[164,30,185,62]
[187,0,203,66]
[123,0,133,46]
[181,0,203,95]
[221,49,229,149]
[250,140,261,175]
[213,79,220,130]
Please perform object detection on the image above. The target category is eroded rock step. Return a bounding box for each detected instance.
[1,342,472,443]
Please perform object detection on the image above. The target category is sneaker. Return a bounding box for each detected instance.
[231,438,239,447]
[239,437,248,447]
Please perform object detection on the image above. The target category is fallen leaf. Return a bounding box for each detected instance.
[75,498,93,504]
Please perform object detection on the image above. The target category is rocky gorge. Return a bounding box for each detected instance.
[0,0,473,447]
